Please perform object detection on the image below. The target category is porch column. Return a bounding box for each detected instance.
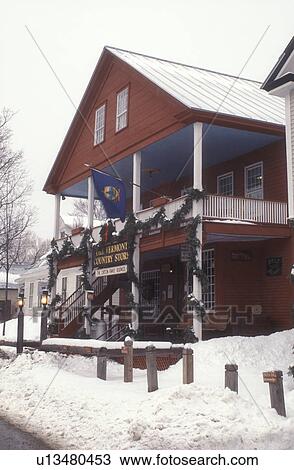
[53,194,61,239]
[87,175,95,229]
[192,122,203,341]
[131,151,141,330]
[285,94,294,219]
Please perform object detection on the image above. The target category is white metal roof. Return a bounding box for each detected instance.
[107,47,285,126]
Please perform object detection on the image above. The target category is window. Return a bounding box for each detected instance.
[202,249,215,311]
[94,104,106,145]
[29,282,34,308]
[76,275,82,290]
[61,277,67,303]
[116,87,128,132]
[217,172,234,196]
[245,162,263,199]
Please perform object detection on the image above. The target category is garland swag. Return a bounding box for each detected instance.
[117,188,207,314]
[47,188,207,317]
[47,228,93,293]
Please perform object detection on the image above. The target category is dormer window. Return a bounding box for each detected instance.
[94,103,106,145]
[116,86,129,132]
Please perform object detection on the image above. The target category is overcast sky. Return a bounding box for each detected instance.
[1,0,293,239]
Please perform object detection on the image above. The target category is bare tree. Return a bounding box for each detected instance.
[70,198,106,225]
[0,109,35,330]
[19,231,50,266]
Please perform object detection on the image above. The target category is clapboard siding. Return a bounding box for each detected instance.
[54,57,186,191]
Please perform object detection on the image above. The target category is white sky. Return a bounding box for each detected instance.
[1,0,293,239]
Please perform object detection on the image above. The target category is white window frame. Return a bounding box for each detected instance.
[61,277,67,303]
[94,103,106,145]
[29,282,34,309]
[116,86,129,132]
[245,162,264,199]
[202,248,215,311]
[217,171,234,196]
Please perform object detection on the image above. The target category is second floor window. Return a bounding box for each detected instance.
[116,87,128,132]
[245,162,263,199]
[94,104,106,145]
[217,172,233,196]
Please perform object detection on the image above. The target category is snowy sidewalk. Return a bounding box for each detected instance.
[0,418,50,450]
[0,330,293,449]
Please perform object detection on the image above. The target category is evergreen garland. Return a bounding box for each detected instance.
[47,189,207,318]
[47,229,93,293]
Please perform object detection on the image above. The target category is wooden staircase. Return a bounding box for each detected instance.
[58,275,126,338]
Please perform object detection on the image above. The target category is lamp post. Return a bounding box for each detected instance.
[16,292,25,354]
[40,288,49,342]
[83,290,94,337]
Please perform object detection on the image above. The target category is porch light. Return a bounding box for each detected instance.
[86,290,95,301]
[17,293,25,309]
[41,289,49,306]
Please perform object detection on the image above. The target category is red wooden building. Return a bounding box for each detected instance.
[44,46,294,341]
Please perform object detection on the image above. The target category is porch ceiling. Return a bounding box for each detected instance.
[61,124,282,199]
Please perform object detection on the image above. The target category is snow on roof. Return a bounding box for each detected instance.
[107,47,285,126]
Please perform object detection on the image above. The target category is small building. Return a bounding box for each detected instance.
[43,45,294,341]
[0,271,20,321]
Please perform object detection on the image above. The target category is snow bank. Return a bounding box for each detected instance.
[43,337,180,350]
[0,330,293,449]
[0,316,41,342]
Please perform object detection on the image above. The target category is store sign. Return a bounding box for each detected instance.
[93,241,128,277]
[231,250,252,261]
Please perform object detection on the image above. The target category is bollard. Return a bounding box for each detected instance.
[263,370,286,417]
[122,337,133,383]
[97,347,107,380]
[146,345,158,392]
[225,364,238,393]
[183,347,194,384]
[16,310,24,355]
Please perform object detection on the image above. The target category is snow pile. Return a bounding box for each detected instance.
[43,337,178,350]
[0,316,41,342]
[0,330,293,449]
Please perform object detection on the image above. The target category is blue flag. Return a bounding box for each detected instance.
[92,169,126,222]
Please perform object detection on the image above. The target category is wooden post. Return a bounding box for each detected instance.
[40,307,48,343]
[225,364,238,393]
[183,347,194,384]
[97,347,107,380]
[263,370,286,417]
[16,309,24,355]
[122,337,133,383]
[146,345,158,392]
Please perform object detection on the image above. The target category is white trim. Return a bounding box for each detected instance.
[94,104,106,145]
[217,171,234,196]
[87,175,94,229]
[192,122,203,341]
[116,87,128,131]
[244,161,264,199]
[285,94,294,218]
[53,194,61,239]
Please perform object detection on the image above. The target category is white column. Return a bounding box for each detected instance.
[285,93,294,219]
[87,175,95,229]
[192,122,203,341]
[131,151,141,330]
[53,194,61,239]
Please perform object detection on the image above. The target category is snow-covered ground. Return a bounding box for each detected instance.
[0,316,41,342]
[0,330,293,449]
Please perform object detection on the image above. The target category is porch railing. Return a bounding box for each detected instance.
[203,194,288,225]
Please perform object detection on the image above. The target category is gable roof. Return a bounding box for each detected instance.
[107,46,285,126]
[261,36,294,93]
[44,46,286,194]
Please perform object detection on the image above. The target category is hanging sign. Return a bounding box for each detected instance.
[93,241,128,277]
